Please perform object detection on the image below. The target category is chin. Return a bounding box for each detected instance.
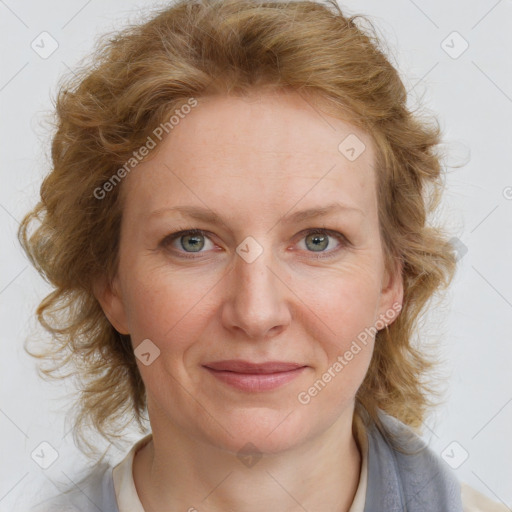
[200,407,317,456]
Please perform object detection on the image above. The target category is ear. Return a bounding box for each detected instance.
[92,275,130,335]
[377,256,404,327]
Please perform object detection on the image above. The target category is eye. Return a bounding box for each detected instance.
[160,229,216,257]
[159,227,350,259]
[297,228,348,256]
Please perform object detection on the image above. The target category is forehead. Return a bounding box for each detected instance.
[121,90,377,218]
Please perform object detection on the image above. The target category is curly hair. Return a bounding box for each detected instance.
[18,0,457,457]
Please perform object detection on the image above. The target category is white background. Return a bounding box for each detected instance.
[1,0,511,510]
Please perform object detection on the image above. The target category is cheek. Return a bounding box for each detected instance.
[121,270,212,395]
[295,259,383,335]
[296,271,378,412]
[292,260,381,389]
[119,258,221,355]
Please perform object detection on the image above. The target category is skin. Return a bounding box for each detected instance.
[95,90,403,512]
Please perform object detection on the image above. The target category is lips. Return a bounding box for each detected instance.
[203,360,305,374]
[203,360,307,392]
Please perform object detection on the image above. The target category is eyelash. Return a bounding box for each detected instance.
[159,226,350,260]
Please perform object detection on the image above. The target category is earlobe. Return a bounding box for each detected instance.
[92,276,130,335]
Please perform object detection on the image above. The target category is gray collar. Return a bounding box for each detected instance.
[363,410,463,512]
[32,411,463,512]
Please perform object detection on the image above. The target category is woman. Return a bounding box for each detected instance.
[20,0,506,510]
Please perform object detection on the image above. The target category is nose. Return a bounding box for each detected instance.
[221,243,292,340]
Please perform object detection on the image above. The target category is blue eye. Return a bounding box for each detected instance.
[178,231,207,252]
[161,229,214,255]
[303,231,336,252]
[160,228,349,259]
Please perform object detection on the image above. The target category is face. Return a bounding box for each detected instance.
[97,90,403,455]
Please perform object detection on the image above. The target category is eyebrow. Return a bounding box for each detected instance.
[147,202,364,225]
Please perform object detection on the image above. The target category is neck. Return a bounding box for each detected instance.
[133,406,362,512]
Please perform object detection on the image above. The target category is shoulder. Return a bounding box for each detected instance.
[460,482,510,512]
[29,462,118,512]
